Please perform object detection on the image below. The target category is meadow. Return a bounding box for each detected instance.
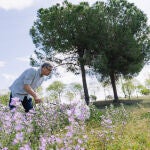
[0,95,150,150]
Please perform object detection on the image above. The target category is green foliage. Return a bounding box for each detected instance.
[30,1,107,105]
[0,93,10,106]
[69,82,83,99]
[46,81,66,101]
[2,97,150,149]
[36,86,43,97]
[145,77,150,89]
[47,81,65,92]
[104,103,130,125]
[90,95,97,101]
[93,0,150,76]
[88,104,102,122]
[122,79,135,99]
[65,91,74,102]
[70,83,82,94]
[46,92,59,102]
[92,0,150,101]
[30,0,150,104]
[140,112,150,119]
[140,88,150,95]
[135,84,145,97]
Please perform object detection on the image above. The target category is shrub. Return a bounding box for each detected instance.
[88,104,102,122]
[140,88,150,95]
[0,93,10,106]
[90,95,97,101]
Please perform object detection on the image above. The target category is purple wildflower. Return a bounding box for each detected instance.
[10,97,21,107]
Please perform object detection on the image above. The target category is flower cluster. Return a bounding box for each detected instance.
[0,98,89,150]
[90,103,129,149]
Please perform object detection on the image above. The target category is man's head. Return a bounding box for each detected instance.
[41,61,53,76]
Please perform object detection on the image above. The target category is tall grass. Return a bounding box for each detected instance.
[0,96,150,149]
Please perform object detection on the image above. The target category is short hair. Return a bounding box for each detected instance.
[41,61,53,68]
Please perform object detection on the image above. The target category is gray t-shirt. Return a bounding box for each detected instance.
[9,67,45,101]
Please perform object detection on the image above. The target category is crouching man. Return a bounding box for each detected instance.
[9,61,53,112]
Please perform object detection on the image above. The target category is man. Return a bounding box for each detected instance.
[9,61,53,112]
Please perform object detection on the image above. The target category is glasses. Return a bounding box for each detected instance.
[46,66,52,72]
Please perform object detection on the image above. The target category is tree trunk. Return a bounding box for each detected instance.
[110,72,119,102]
[80,61,89,105]
[78,49,89,105]
[104,88,106,101]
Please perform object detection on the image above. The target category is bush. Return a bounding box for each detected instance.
[88,104,102,122]
[141,88,150,95]
[0,93,10,106]
[90,95,97,101]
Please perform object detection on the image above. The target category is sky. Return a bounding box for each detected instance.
[0,0,150,98]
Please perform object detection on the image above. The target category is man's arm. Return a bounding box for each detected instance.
[24,84,42,103]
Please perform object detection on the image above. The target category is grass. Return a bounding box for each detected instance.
[1,95,150,149]
[86,96,150,150]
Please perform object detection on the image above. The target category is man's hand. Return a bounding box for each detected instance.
[34,98,42,104]
[24,84,42,104]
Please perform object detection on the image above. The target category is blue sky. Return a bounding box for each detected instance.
[0,0,150,95]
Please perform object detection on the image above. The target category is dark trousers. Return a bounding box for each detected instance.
[9,93,33,112]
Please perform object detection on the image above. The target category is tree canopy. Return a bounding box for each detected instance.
[30,0,150,103]
[90,0,150,101]
[30,1,106,105]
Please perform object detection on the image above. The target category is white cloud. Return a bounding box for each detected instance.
[0,0,34,10]
[48,0,98,6]
[2,73,17,81]
[0,0,96,11]
[0,61,6,67]
[16,56,30,63]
